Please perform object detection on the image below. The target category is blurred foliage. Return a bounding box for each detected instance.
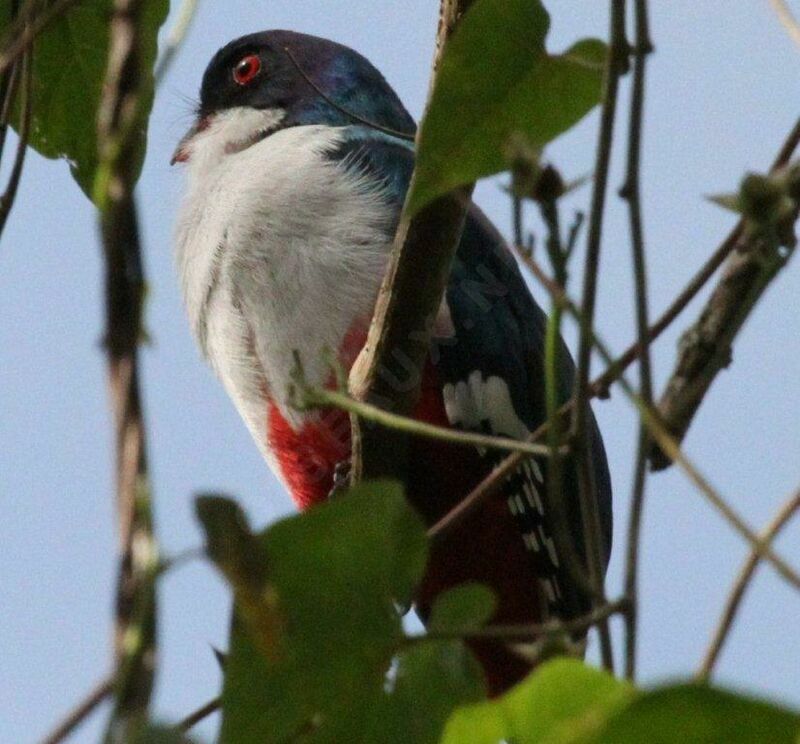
[0,0,167,202]
[198,483,800,743]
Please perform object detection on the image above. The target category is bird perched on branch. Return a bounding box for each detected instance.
[173,30,612,695]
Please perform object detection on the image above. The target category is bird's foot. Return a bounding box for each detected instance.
[328,458,352,500]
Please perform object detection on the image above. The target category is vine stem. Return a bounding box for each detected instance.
[348,0,477,486]
[619,0,654,682]
[697,489,800,680]
[568,0,629,674]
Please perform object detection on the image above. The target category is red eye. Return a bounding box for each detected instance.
[233,54,261,86]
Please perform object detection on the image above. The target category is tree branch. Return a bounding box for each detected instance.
[650,194,799,470]
[697,489,800,681]
[177,696,220,734]
[96,0,158,737]
[619,0,654,682]
[39,677,114,744]
[347,0,477,485]
[414,597,628,644]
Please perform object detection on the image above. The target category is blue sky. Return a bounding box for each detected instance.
[2,2,799,741]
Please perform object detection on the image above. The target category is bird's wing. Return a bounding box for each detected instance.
[326,128,613,620]
[440,205,613,620]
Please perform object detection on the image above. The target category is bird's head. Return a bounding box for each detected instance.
[171,30,416,165]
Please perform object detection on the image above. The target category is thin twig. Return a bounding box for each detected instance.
[519,254,800,592]
[536,189,599,607]
[769,0,800,49]
[413,597,628,644]
[697,489,800,680]
[0,43,32,238]
[39,676,114,744]
[299,384,558,458]
[153,0,199,85]
[0,36,20,164]
[619,0,654,682]
[569,0,628,673]
[427,116,800,546]
[177,696,221,734]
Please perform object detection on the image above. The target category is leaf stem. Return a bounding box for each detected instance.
[296,383,557,459]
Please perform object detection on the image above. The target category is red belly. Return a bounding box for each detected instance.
[266,361,544,695]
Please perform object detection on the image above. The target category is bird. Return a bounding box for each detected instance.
[173,29,612,695]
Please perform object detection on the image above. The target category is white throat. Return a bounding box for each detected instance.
[174,111,396,452]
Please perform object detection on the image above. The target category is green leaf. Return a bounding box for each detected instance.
[442,658,633,744]
[407,0,607,214]
[213,480,432,743]
[592,684,800,744]
[428,582,497,632]
[0,0,168,202]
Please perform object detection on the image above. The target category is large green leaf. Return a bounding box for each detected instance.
[442,658,633,744]
[407,0,606,215]
[197,481,448,743]
[0,0,168,201]
[592,684,800,744]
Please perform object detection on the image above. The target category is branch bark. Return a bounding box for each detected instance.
[348,0,476,483]
[650,207,798,470]
[96,0,157,737]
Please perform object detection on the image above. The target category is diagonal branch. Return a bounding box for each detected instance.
[0,0,84,76]
[650,194,799,470]
[769,0,800,49]
[521,254,800,592]
[348,0,477,483]
[39,676,114,744]
[0,12,32,240]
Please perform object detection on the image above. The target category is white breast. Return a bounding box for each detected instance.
[174,109,396,458]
